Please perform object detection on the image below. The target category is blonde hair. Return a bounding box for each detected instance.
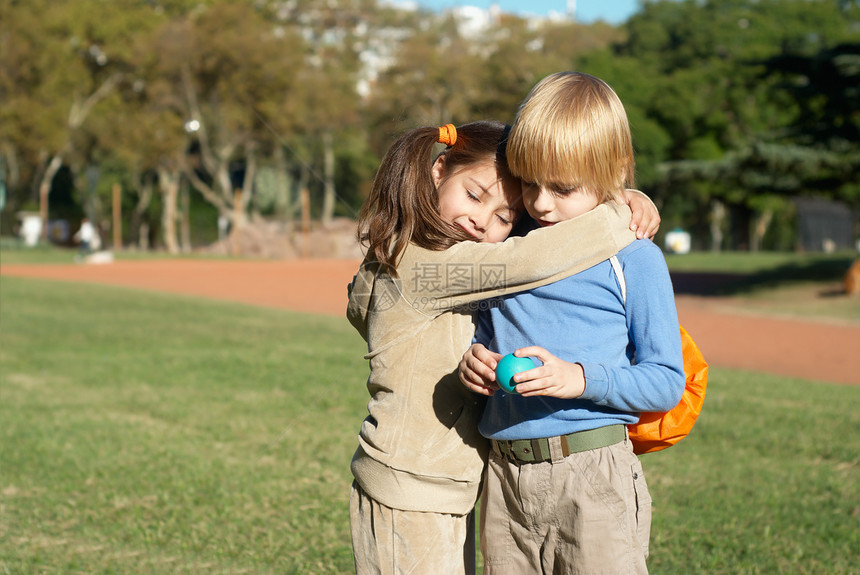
[507,72,634,203]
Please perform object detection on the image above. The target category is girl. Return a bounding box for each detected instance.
[347,120,658,574]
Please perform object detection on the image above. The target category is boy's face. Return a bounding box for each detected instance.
[433,158,522,244]
[521,182,600,227]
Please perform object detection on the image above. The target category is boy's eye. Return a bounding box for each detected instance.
[552,185,580,196]
[466,190,480,202]
[496,213,511,225]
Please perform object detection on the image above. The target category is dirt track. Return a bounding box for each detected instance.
[3,259,859,386]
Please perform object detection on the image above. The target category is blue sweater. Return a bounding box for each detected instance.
[477,239,686,441]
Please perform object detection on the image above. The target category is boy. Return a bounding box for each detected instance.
[458,72,686,574]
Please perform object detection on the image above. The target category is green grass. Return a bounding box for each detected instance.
[0,277,369,573]
[644,370,859,574]
[664,250,856,276]
[1,277,858,573]
[0,238,237,265]
[665,251,859,322]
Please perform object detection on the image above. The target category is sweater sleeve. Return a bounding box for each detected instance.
[398,203,636,314]
[578,243,686,413]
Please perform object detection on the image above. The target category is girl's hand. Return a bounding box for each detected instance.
[509,346,586,399]
[620,189,660,240]
[459,343,503,396]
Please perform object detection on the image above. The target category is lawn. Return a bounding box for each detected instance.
[1,276,858,573]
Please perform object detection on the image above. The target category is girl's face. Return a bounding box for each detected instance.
[521,181,600,227]
[432,157,522,244]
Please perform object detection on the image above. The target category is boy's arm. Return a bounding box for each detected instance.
[510,245,685,412]
[578,245,686,413]
[399,203,636,314]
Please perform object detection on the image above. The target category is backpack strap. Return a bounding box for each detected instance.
[610,254,635,366]
[609,255,626,304]
[612,252,709,455]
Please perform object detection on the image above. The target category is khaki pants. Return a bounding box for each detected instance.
[350,481,476,575]
[480,437,651,575]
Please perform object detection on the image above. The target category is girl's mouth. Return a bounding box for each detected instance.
[537,219,556,227]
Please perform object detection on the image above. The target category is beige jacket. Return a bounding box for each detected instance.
[347,203,637,514]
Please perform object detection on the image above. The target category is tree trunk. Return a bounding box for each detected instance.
[710,199,726,253]
[242,144,256,211]
[38,155,63,241]
[139,222,150,251]
[1,142,21,215]
[131,172,155,250]
[321,131,335,227]
[750,208,773,253]
[274,146,292,229]
[180,182,192,253]
[158,168,180,254]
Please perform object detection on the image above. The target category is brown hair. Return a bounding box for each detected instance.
[358,121,513,270]
[507,72,634,203]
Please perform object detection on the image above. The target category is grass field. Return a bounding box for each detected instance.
[1,276,858,574]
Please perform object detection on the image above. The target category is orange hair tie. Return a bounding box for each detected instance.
[438,123,457,147]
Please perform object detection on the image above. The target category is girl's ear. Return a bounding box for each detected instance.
[431,154,447,189]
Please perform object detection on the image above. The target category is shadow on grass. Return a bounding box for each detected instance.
[671,256,855,296]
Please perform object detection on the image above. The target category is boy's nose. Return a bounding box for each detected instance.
[529,187,554,213]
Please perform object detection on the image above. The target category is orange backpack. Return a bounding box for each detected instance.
[609,256,708,455]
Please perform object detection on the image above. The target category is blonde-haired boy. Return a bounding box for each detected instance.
[459,71,685,574]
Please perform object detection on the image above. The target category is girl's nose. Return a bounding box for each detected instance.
[470,209,492,231]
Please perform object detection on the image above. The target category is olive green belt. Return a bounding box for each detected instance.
[491,424,626,464]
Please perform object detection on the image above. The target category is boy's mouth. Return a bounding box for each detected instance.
[537,219,556,227]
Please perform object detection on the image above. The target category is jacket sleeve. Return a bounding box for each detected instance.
[398,203,636,315]
[578,243,686,413]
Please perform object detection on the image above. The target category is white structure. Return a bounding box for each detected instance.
[665,228,692,254]
[18,212,42,247]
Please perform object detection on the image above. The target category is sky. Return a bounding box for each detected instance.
[393,0,641,24]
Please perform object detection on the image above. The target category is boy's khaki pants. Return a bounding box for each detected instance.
[350,481,476,575]
[480,437,651,575]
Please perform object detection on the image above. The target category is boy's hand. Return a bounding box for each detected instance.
[508,347,586,399]
[459,343,502,396]
[620,189,660,240]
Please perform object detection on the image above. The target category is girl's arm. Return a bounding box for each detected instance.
[399,202,636,313]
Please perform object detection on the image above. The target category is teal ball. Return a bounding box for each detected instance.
[495,354,535,394]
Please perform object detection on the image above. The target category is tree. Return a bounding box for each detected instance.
[144,2,305,242]
[616,0,859,249]
[0,0,153,238]
[274,0,367,225]
[758,42,860,206]
[365,16,485,148]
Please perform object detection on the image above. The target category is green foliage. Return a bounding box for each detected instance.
[3,0,858,249]
[620,0,860,217]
